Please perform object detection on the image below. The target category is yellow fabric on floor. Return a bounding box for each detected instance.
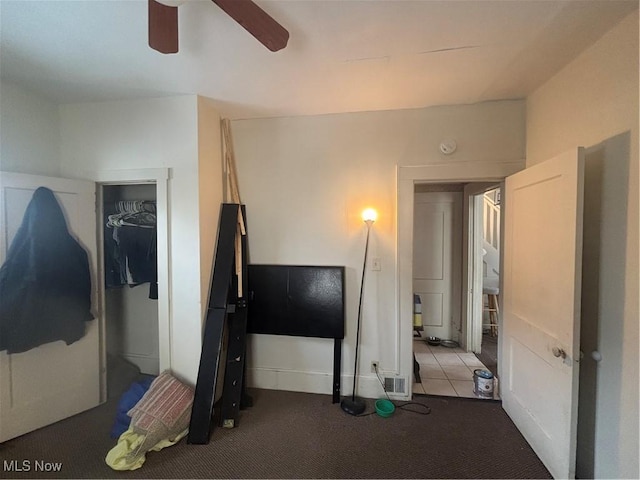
[105,426,188,471]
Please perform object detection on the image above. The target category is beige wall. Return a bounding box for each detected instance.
[526,11,639,479]
[233,100,525,398]
[0,82,60,176]
[197,97,224,320]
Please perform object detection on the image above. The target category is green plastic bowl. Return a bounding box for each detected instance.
[375,398,395,418]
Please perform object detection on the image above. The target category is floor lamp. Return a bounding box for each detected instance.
[341,208,377,416]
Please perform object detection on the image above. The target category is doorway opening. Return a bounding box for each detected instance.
[411,182,501,399]
[94,168,170,403]
[397,161,519,403]
[100,183,159,399]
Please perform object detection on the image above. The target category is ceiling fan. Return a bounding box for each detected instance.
[148,0,289,54]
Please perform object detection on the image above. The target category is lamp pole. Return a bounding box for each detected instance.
[341,215,375,416]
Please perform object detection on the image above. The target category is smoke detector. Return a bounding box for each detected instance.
[439,139,457,155]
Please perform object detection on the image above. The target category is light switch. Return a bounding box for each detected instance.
[371,258,381,271]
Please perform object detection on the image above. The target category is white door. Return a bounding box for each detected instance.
[413,191,462,340]
[501,149,584,479]
[0,172,102,442]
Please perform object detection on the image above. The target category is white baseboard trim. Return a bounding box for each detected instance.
[246,368,410,401]
[123,354,159,376]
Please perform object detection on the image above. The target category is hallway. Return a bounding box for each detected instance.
[412,335,499,400]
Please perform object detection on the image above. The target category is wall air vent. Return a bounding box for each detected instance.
[384,376,407,394]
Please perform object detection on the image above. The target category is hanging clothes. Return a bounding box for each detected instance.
[106,200,156,229]
[0,187,94,354]
[104,200,158,299]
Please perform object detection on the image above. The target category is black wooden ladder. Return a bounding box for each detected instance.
[187,203,250,444]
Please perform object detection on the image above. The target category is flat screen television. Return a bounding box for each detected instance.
[246,264,345,339]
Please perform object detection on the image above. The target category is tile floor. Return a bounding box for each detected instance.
[412,336,499,400]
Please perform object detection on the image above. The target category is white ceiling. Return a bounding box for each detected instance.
[1,0,637,119]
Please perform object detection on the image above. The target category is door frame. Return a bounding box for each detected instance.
[92,168,170,401]
[398,161,522,393]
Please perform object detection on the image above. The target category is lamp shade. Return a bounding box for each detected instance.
[362,208,378,223]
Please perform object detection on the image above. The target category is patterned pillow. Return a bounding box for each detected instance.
[126,371,194,456]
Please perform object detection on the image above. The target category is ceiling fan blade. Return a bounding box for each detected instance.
[212,0,289,52]
[149,0,178,54]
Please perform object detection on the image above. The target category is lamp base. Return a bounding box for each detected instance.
[340,397,366,416]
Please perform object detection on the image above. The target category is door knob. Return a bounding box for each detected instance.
[552,346,567,359]
[591,351,602,362]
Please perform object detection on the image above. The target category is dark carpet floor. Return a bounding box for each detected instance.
[0,388,551,479]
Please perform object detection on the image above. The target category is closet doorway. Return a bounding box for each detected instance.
[102,183,158,396]
[95,168,170,401]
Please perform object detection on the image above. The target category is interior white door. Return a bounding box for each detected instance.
[0,172,101,442]
[413,191,462,340]
[501,149,584,479]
